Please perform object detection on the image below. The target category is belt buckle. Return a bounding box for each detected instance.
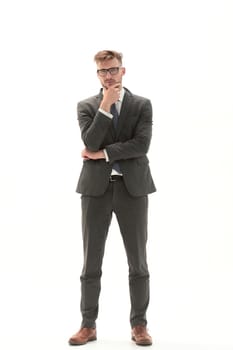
[110,175,117,182]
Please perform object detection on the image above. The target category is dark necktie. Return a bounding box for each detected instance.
[110,103,119,128]
[110,103,121,173]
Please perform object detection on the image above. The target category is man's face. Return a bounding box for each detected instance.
[96,58,125,89]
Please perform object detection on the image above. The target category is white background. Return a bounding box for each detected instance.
[0,0,233,349]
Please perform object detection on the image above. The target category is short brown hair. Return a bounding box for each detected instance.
[94,50,123,65]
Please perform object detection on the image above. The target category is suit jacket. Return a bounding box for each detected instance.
[76,87,156,197]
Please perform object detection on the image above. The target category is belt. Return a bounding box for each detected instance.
[109,175,123,182]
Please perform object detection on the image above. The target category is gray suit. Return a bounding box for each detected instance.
[76,87,156,329]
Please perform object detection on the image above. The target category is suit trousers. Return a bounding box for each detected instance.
[80,178,150,329]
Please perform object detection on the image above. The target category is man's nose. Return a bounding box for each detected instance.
[105,71,112,77]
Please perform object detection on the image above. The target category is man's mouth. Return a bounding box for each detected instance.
[105,80,115,85]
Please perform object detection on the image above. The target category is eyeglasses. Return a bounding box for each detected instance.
[97,67,121,77]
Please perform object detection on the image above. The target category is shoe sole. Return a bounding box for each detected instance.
[69,337,97,346]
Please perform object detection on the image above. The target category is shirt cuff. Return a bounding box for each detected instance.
[99,108,113,119]
[103,149,109,162]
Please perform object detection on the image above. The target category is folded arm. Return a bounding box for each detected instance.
[105,100,152,163]
[78,105,112,152]
[78,99,153,162]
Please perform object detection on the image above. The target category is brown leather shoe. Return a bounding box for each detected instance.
[69,327,97,346]
[132,325,152,346]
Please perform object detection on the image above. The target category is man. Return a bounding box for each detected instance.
[69,50,156,346]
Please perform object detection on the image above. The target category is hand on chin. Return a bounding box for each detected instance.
[104,80,116,89]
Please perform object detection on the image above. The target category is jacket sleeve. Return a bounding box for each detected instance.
[105,99,153,163]
[78,101,112,152]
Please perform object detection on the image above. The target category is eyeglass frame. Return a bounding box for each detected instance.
[97,66,122,77]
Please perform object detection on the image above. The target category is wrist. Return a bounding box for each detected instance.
[99,101,111,112]
[98,150,105,159]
